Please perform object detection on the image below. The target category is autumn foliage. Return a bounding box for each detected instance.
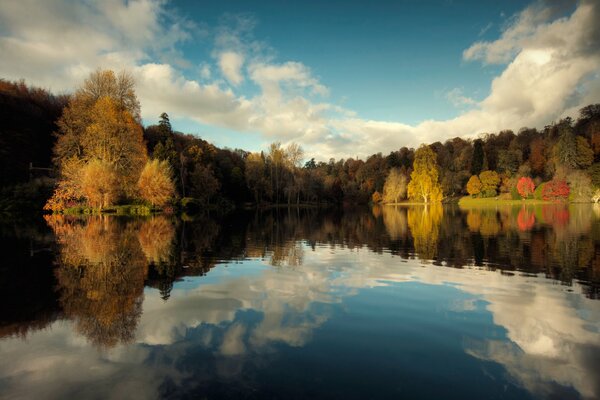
[542,179,570,201]
[138,159,176,207]
[516,177,535,199]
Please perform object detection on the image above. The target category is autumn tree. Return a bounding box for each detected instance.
[47,69,147,211]
[80,160,118,209]
[466,175,482,197]
[575,136,593,168]
[529,138,547,176]
[383,168,407,203]
[478,170,500,197]
[138,159,176,207]
[407,145,443,203]
[516,176,535,199]
[542,179,570,201]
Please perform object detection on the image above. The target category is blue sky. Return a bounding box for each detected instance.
[175,0,517,123]
[0,0,597,158]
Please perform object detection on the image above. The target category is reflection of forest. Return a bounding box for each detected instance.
[1,204,599,345]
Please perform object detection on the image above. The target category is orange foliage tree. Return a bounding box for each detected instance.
[516,176,535,199]
[137,159,176,207]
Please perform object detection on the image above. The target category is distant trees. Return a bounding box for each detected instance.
[4,74,600,211]
[407,145,443,203]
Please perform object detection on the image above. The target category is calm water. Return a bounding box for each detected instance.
[1,204,599,399]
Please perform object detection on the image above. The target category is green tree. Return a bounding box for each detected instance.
[554,123,577,168]
[407,145,443,203]
[471,139,484,175]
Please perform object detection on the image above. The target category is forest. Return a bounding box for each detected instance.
[1,69,600,214]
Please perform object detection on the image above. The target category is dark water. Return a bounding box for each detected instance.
[1,204,599,399]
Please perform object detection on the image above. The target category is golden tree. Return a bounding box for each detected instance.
[138,159,176,207]
[80,160,118,209]
[466,175,482,197]
[407,145,443,203]
[47,69,147,211]
[383,168,407,203]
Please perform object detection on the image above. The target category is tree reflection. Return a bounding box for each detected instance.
[46,215,148,348]
[407,204,443,261]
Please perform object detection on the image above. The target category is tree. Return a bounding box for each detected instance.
[138,159,176,207]
[575,136,593,168]
[567,171,592,202]
[245,152,268,203]
[47,69,147,210]
[554,123,577,168]
[81,96,148,196]
[80,160,118,209]
[478,170,500,197]
[190,165,220,205]
[516,176,535,199]
[407,145,443,203]
[471,139,484,175]
[529,138,547,176]
[466,175,482,197]
[383,168,407,203]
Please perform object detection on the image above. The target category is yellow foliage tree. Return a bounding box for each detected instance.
[137,159,176,207]
[383,168,407,203]
[407,145,443,203]
[80,160,119,209]
[47,69,147,211]
[466,175,482,197]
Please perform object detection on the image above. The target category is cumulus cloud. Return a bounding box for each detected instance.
[218,51,245,85]
[0,0,599,159]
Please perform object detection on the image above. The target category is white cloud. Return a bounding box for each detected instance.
[218,51,245,85]
[0,0,598,159]
[446,88,477,108]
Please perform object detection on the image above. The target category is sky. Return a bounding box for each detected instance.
[0,0,599,159]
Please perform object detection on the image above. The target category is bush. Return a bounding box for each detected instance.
[534,183,545,200]
[542,179,569,201]
[510,186,521,200]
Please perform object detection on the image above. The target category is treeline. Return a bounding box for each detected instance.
[2,70,600,213]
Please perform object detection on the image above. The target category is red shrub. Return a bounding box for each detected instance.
[542,179,570,201]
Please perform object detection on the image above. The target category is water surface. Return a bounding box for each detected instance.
[1,204,599,399]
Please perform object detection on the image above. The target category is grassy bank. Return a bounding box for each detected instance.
[458,196,554,207]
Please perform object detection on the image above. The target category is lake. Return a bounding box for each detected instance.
[0,204,599,399]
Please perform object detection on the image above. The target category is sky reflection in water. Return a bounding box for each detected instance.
[0,204,599,399]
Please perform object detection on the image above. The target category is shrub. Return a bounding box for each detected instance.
[534,183,546,200]
[542,179,570,201]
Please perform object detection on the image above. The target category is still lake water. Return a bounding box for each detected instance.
[0,204,599,399]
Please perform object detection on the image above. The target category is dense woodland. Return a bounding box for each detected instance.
[1,70,600,213]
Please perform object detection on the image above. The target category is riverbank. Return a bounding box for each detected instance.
[457,197,555,207]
